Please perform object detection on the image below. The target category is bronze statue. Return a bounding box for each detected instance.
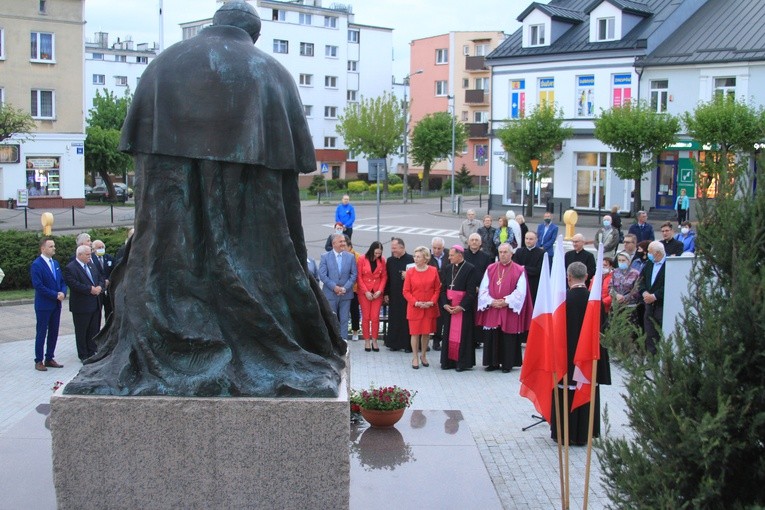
[64,1,346,397]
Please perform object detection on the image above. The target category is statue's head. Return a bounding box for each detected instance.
[213,1,261,43]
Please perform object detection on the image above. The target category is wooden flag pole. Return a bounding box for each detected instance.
[552,371,566,510]
[582,358,599,510]
[563,374,570,508]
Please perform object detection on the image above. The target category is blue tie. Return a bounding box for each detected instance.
[83,263,94,284]
[336,253,342,274]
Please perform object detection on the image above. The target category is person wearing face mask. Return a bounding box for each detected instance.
[594,215,619,259]
[325,222,346,251]
[631,240,651,272]
[609,252,641,310]
[674,220,696,253]
[638,241,666,355]
[92,240,115,320]
[536,211,559,261]
[593,257,615,313]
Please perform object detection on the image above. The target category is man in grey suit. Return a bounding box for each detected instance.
[319,234,358,341]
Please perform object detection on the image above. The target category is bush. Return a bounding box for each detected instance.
[347,180,369,193]
[429,176,443,191]
[441,177,463,194]
[307,175,326,196]
[0,227,131,290]
[406,174,421,191]
[389,183,404,193]
[387,173,402,185]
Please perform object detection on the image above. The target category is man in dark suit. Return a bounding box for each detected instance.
[64,245,105,361]
[512,231,545,304]
[319,233,358,341]
[628,210,655,243]
[429,237,450,350]
[92,239,116,319]
[658,222,684,257]
[638,241,666,355]
[565,233,596,287]
[536,211,559,261]
[30,237,67,371]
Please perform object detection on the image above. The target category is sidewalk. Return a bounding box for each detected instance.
[0,301,629,509]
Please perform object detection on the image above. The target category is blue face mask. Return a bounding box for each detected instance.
[618,262,628,270]
[603,220,611,228]
[647,253,655,263]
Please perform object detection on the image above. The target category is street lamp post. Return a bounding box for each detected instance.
[449,95,456,213]
[402,70,423,203]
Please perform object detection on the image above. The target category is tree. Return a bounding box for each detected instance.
[494,103,572,217]
[0,102,35,143]
[456,164,473,190]
[683,95,764,191]
[85,89,132,194]
[409,111,467,193]
[594,101,679,216]
[335,92,403,193]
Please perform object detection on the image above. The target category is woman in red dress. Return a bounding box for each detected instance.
[357,241,387,352]
[403,246,442,369]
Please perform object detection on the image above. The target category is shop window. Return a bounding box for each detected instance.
[26,157,61,196]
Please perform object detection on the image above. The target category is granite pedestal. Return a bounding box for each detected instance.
[50,378,349,510]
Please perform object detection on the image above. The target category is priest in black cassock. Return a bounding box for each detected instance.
[440,245,478,372]
[512,231,545,304]
[464,233,493,349]
[564,233,596,287]
[384,237,414,351]
[550,262,611,446]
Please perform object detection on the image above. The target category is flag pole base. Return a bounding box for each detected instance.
[522,414,546,431]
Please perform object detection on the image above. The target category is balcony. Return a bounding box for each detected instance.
[465,55,487,72]
[465,89,488,105]
[467,123,489,138]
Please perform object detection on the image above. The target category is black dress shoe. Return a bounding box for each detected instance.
[485,365,498,372]
[432,342,441,351]
[404,348,413,353]
[502,368,511,373]
[455,367,465,372]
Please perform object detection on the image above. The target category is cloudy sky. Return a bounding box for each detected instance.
[84,0,526,79]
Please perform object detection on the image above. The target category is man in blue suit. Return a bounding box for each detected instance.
[319,233,357,341]
[64,245,105,361]
[31,237,67,371]
[536,211,559,260]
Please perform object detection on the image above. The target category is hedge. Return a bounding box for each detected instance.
[346,180,369,193]
[0,227,131,290]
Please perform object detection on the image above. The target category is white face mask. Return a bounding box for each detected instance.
[681,227,690,235]
[95,248,106,256]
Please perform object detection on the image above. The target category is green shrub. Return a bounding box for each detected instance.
[442,177,463,194]
[347,180,369,193]
[0,227,131,290]
[307,175,326,196]
[389,183,404,193]
[387,173,402,185]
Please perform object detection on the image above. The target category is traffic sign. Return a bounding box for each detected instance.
[320,163,329,174]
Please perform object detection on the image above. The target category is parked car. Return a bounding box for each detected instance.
[113,183,134,198]
[85,184,127,203]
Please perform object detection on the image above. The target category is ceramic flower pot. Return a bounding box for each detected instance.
[360,407,405,428]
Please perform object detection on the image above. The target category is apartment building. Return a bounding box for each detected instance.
[408,32,505,188]
[0,0,86,208]
[180,0,393,184]
[84,32,158,114]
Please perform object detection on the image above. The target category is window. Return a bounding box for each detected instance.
[300,42,314,56]
[325,76,338,88]
[576,75,595,117]
[597,17,615,41]
[115,76,128,86]
[538,77,555,105]
[510,79,525,119]
[115,54,126,62]
[650,80,668,113]
[347,90,358,102]
[31,89,54,119]
[30,32,54,61]
[714,77,736,99]
[26,157,61,197]
[435,48,448,64]
[463,45,469,56]
[0,87,4,105]
[273,39,288,54]
[299,73,313,86]
[299,13,312,25]
[92,52,103,60]
[461,111,469,122]
[347,60,358,71]
[272,9,285,21]
[324,106,338,118]
[475,77,489,90]
[435,80,448,96]
[304,105,313,117]
[611,73,632,107]
[348,30,359,43]
[324,16,337,28]
[0,28,4,59]
[474,111,488,123]
[92,74,105,85]
[136,56,148,64]
[39,0,47,13]
[529,24,545,46]
[324,137,337,148]
[462,78,469,89]
[325,45,338,57]
[475,43,490,56]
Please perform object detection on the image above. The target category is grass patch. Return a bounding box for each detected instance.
[0,289,34,301]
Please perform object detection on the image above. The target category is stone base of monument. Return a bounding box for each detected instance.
[50,373,349,510]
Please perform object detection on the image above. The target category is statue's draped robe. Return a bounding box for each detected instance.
[64,25,346,397]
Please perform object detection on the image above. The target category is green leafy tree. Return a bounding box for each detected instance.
[85,89,133,194]
[336,92,403,193]
[409,111,467,193]
[683,95,764,191]
[594,101,679,216]
[494,103,572,217]
[0,102,35,142]
[456,164,473,190]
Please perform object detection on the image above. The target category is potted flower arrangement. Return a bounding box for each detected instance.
[350,384,416,428]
